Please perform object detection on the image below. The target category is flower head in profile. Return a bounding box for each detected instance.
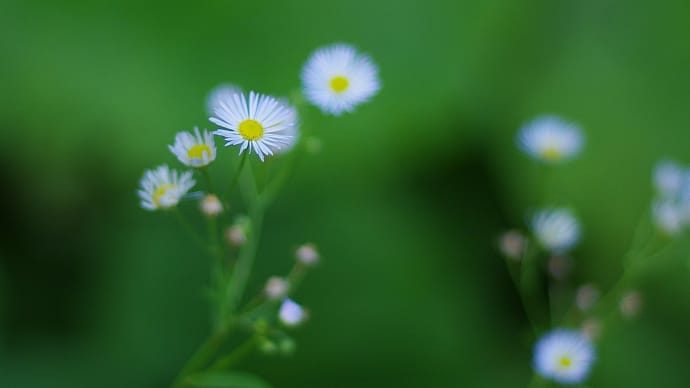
[517,115,583,163]
[279,298,307,327]
[169,127,216,168]
[301,43,380,115]
[206,83,241,115]
[138,165,195,211]
[534,329,595,385]
[531,208,580,253]
[210,91,298,161]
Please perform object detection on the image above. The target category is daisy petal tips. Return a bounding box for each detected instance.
[517,115,583,164]
[210,91,299,162]
[169,127,216,168]
[301,43,380,116]
[138,165,195,211]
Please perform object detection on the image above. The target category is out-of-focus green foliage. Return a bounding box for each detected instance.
[1,0,690,386]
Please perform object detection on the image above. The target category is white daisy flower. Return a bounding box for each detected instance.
[206,83,241,115]
[534,329,595,385]
[210,91,298,162]
[278,298,307,326]
[531,208,581,253]
[301,43,380,115]
[517,115,584,163]
[168,127,216,168]
[138,165,195,211]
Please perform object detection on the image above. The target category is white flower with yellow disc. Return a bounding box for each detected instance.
[169,127,216,168]
[138,165,195,210]
[210,91,298,161]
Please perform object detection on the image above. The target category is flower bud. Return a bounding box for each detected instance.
[265,276,289,300]
[258,337,278,355]
[295,243,319,266]
[225,224,247,247]
[498,230,527,261]
[547,255,572,280]
[279,298,307,327]
[581,318,603,341]
[279,337,296,355]
[575,284,600,312]
[620,291,643,319]
[200,194,223,217]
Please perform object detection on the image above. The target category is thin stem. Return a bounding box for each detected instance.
[207,335,260,371]
[228,153,248,194]
[170,326,232,388]
[173,209,208,253]
[200,168,215,194]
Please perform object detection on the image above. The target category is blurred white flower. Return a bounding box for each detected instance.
[169,127,216,168]
[531,208,581,253]
[517,115,583,163]
[206,83,241,115]
[279,298,307,326]
[211,91,298,161]
[138,165,195,210]
[301,43,380,115]
[534,329,595,385]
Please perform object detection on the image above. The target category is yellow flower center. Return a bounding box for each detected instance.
[330,76,349,93]
[238,119,264,141]
[153,184,176,208]
[541,146,562,161]
[558,356,573,368]
[187,144,212,160]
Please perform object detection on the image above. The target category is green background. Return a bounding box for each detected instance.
[2,0,690,386]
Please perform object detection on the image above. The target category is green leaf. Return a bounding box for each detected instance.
[185,371,273,388]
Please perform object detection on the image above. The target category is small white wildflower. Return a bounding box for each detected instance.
[206,83,241,115]
[279,298,307,326]
[295,243,320,266]
[534,329,595,385]
[211,91,298,161]
[138,165,195,211]
[265,277,289,300]
[168,127,216,168]
[301,43,380,115]
[200,194,223,217]
[531,208,581,253]
[654,160,685,198]
[517,115,583,163]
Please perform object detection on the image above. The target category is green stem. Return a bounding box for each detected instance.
[173,209,207,252]
[200,168,215,194]
[207,335,260,371]
[228,153,248,194]
[171,327,232,388]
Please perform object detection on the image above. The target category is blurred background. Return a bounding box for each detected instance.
[2,0,690,386]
